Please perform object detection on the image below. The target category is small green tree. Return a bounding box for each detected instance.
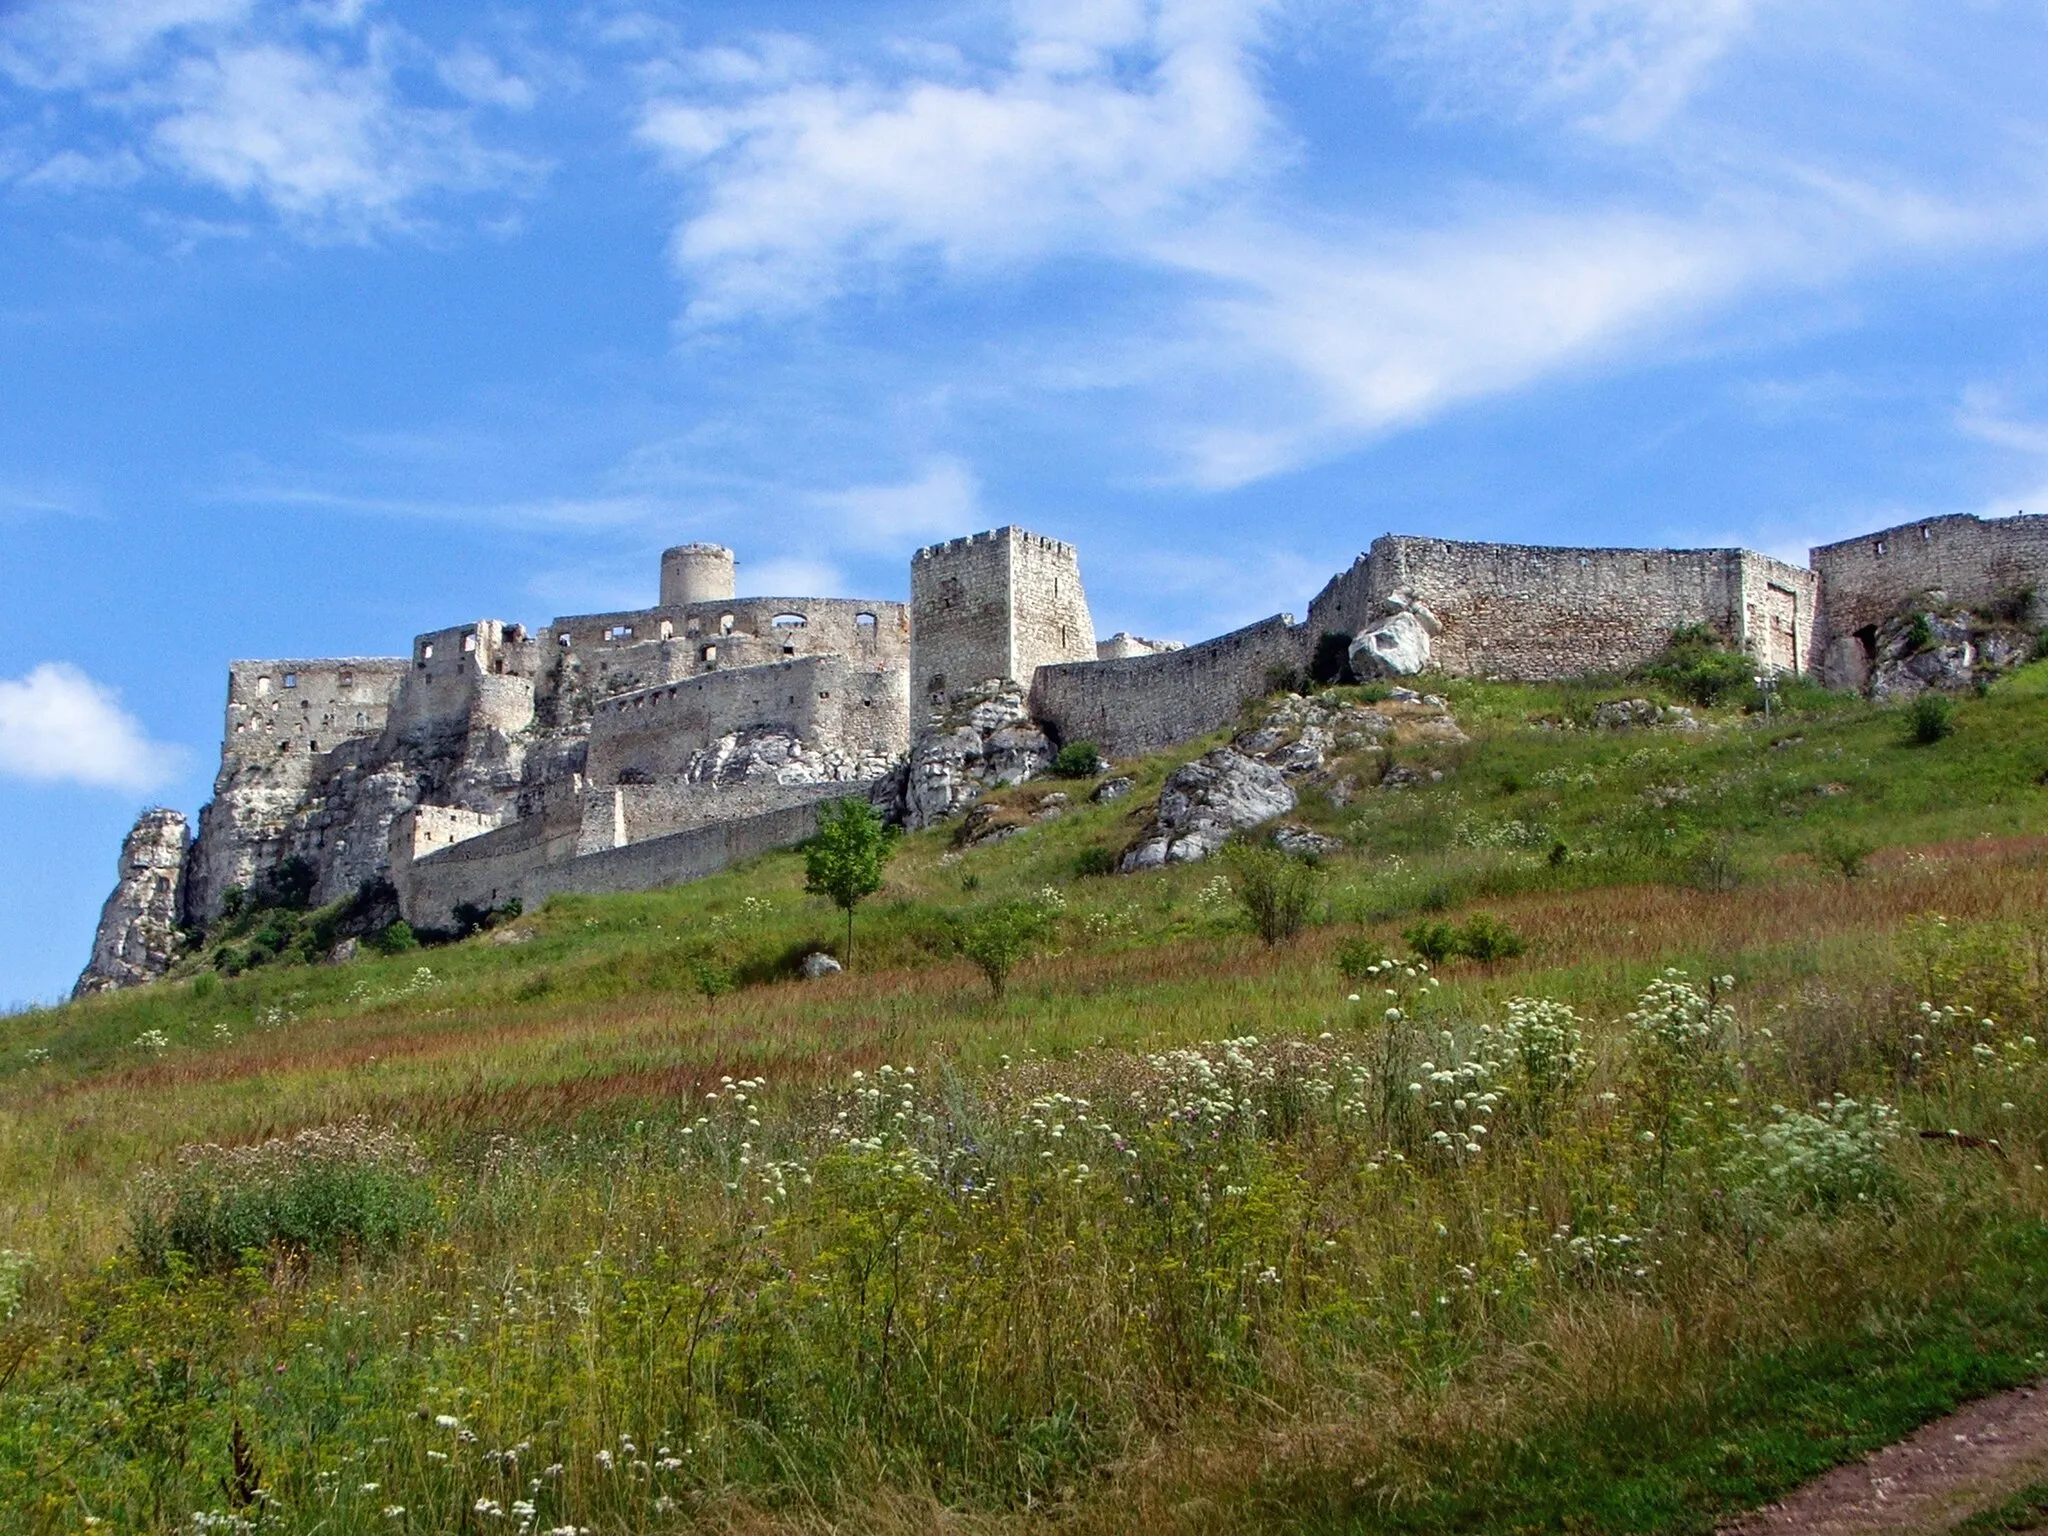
[1227,843,1323,946]
[1909,692,1955,744]
[1052,741,1104,778]
[959,901,1052,999]
[804,797,892,968]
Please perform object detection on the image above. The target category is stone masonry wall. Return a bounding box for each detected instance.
[1811,513,2048,640]
[1311,536,1767,680]
[185,657,408,921]
[1031,614,1308,760]
[911,529,1013,706]
[910,526,1094,709]
[585,657,908,787]
[397,791,836,930]
[1006,528,1096,691]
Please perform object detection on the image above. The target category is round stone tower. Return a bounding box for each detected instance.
[660,543,737,608]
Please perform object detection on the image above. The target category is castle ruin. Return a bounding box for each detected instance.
[75,509,2048,995]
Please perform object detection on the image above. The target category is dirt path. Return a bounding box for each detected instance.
[1723,1383,2048,1535]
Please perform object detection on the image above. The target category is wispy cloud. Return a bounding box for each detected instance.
[1372,0,1759,138]
[1,0,540,238]
[808,458,983,551]
[0,663,185,791]
[629,0,2048,490]
[638,0,1278,319]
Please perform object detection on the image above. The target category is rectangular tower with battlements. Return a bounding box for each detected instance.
[909,525,1095,710]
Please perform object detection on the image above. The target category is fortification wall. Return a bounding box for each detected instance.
[1735,555,1823,673]
[910,526,1093,707]
[540,598,909,726]
[397,791,836,930]
[186,657,411,921]
[1313,537,1755,679]
[911,529,1012,704]
[585,657,908,787]
[386,620,539,745]
[1031,614,1307,759]
[1811,513,2048,639]
[218,657,408,771]
[1007,528,1095,688]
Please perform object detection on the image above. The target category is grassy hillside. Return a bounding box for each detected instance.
[3,665,2048,1532]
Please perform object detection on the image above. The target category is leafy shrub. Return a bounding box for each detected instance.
[1334,935,1387,981]
[1640,624,1756,707]
[1404,914,1526,965]
[1818,831,1877,880]
[367,920,417,956]
[1910,692,1955,744]
[959,901,1053,998]
[1905,613,1935,653]
[1458,913,1526,962]
[129,1120,435,1272]
[1052,742,1104,778]
[254,856,318,912]
[2033,630,2048,662]
[1226,844,1322,946]
[1405,919,1460,966]
[1073,846,1119,878]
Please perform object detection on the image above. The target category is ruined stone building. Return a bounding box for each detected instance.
[76,510,2048,995]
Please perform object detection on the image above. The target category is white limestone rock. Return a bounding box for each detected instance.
[904,684,1052,829]
[74,809,189,997]
[1349,611,1434,678]
[800,951,844,978]
[1119,748,1295,872]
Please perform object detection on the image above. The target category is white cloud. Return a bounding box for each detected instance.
[1,1,538,236]
[0,664,185,791]
[1375,0,1759,137]
[1957,388,2048,458]
[639,0,1278,318]
[809,458,983,550]
[1164,209,1753,486]
[150,38,529,233]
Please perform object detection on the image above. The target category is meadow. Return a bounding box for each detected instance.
[3,663,2048,1533]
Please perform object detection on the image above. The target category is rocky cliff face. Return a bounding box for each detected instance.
[74,809,189,997]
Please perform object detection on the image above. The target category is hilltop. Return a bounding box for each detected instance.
[5,663,2048,1533]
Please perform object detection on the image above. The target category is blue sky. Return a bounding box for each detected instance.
[4,0,2047,1004]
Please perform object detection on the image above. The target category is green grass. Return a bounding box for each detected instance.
[3,667,2048,1532]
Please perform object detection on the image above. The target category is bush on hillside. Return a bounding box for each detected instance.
[1073,845,1119,878]
[1052,742,1105,778]
[1404,913,1528,966]
[1639,624,1756,708]
[130,1120,435,1272]
[1227,844,1323,946]
[1910,692,1955,744]
[959,901,1053,998]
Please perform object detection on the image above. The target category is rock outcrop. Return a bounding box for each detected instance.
[1347,592,1441,679]
[1119,749,1295,871]
[1864,609,2036,699]
[903,684,1054,829]
[74,809,189,997]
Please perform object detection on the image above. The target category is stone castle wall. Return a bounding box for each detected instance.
[1031,614,1307,759]
[541,597,908,725]
[910,527,1094,708]
[1811,513,2048,639]
[185,657,410,921]
[1307,536,1820,680]
[584,656,908,787]
[396,788,841,931]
